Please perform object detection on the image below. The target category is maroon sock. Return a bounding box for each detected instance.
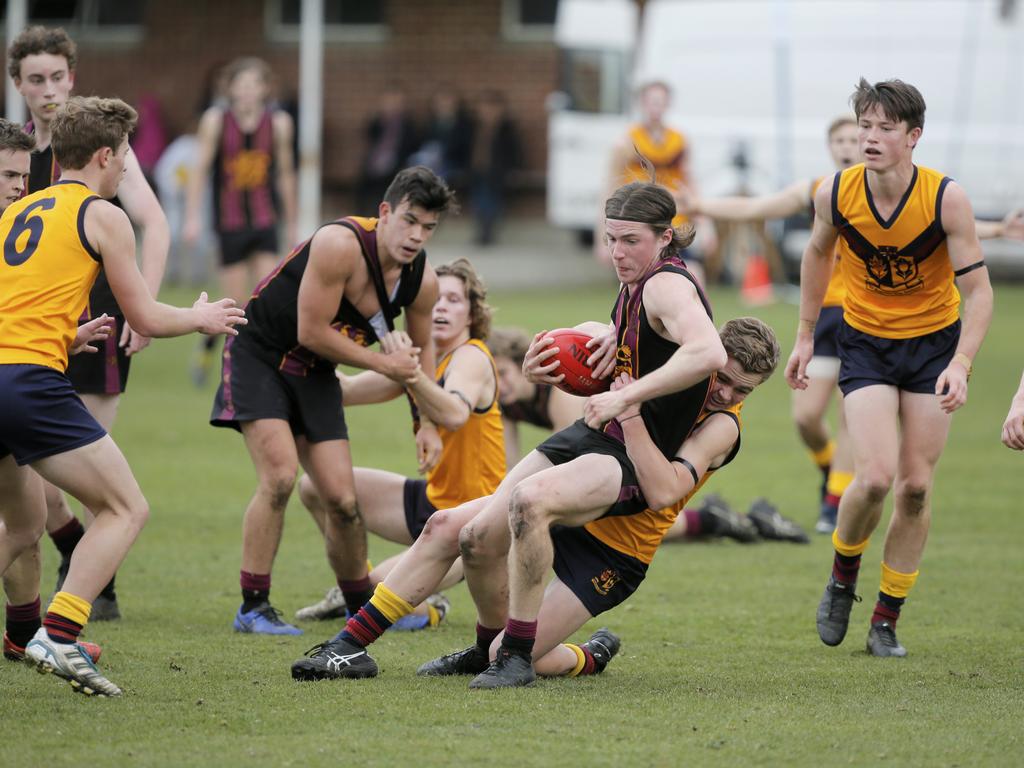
[240,571,271,611]
[871,592,904,627]
[476,622,503,653]
[683,507,703,537]
[43,612,83,645]
[575,643,597,676]
[5,597,42,648]
[832,552,861,586]
[339,577,373,615]
[501,618,537,657]
[49,518,85,558]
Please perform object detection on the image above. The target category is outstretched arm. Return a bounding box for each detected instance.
[273,110,298,248]
[680,178,810,222]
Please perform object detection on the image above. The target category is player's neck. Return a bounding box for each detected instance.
[436,331,470,359]
[232,102,265,128]
[865,158,915,203]
[29,111,53,149]
[58,168,99,191]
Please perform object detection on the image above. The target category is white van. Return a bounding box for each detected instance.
[548,0,1024,259]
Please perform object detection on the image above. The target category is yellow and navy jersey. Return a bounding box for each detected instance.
[586,403,743,564]
[811,176,846,308]
[0,181,102,371]
[623,124,689,226]
[832,163,959,339]
[426,339,506,510]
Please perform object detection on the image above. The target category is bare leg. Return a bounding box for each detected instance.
[505,454,623,623]
[792,373,835,453]
[370,552,463,592]
[239,419,298,574]
[299,467,415,547]
[0,457,46,576]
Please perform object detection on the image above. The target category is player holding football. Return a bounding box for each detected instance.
[785,79,993,657]
[289,178,726,682]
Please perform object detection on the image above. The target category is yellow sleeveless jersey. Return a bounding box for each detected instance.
[832,163,958,339]
[425,339,507,510]
[0,181,102,371]
[585,403,742,564]
[811,176,846,308]
[624,124,689,226]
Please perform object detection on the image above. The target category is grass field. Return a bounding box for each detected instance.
[2,279,1023,767]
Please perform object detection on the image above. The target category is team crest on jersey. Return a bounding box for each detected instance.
[613,344,634,377]
[228,149,271,190]
[591,568,620,596]
[336,324,368,346]
[865,245,923,293]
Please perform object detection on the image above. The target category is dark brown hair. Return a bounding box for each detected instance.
[8,26,77,80]
[435,258,492,341]
[851,78,926,132]
[604,181,695,258]
[0,119,36,152]
[51,96,138,170]
[384,165,458,214]
[486,326,531,366]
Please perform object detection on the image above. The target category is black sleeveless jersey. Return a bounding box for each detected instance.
[604,256,713,459]
[242,216,426,373]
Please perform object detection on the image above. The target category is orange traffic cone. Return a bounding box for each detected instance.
[740,252,774,305]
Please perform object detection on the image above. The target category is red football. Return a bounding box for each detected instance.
[545,328,611,397]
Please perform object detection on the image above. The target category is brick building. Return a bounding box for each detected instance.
[2,0,559,205]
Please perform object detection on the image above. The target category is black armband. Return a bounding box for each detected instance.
[670,457,699,485]
[954,260,986,277]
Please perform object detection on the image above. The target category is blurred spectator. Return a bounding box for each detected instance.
[131,93,169,189]
[467,90,522,246]
[356,83,419,216]
[409,84,472,186]
[154,121,212,286]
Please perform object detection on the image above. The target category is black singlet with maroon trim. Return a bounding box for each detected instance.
[242,217,426,373]
[603,256,713,459]
[501,383,554,429]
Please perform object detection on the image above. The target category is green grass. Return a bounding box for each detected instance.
[2,280,1023,767]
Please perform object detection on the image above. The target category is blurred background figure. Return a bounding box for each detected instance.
[356,82,420,217]
[131,93,169,191]
[467,90,522,246]
[410,84,472,188]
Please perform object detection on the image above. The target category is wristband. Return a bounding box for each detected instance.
[952,352,972,380]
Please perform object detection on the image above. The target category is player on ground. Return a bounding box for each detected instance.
[210,166,451,635]
[785,79,994,658]
[0,97,244,696]
[7,26,171,621]
[294,258,504,625]
[184,56,298,385]
[288,318,777,683]
[289,179,726,680]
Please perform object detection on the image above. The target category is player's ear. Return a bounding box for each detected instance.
[378,200,391,219]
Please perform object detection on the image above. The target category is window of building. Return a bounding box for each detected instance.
[502,0,559,42]
[1,0,145,42]
[266,0,389,43]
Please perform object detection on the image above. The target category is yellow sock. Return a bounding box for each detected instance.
[880,562,918,599]
[564,643,587,677]
[426,603,441,627]
[832,530,870,557]
[368,582,414,624]
[47,591,92,626]
[826,470,854,497]
[810,440,835,469]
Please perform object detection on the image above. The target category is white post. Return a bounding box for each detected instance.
[6,0,27,125]
[298,0,324,239]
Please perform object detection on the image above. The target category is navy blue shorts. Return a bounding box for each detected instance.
[210,333,348,442]
[0,365,107,465]
[837,319,960,396]
[66,315,131,395]
[403,478,437,540]
[551,524,648,617]
[813,305,843,359]
[217,227,279,267]
[536,420,639,489]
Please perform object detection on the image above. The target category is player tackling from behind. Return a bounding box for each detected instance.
[785,79,993,657]
[0,96,245,696]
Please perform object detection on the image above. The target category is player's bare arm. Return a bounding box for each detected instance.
[182,107,222,244]
[272,110,298,247]
[295,225,418,379]
[115,147,171,354]
[337,370,404,406]
[585,273,724,427]
[413,342,495,431]
[785,177,840,390]
[402,266,440,377]
[92,201,245,337]
[1001,369,1024,450]
[936,181,994,413]
[685,178,811,222]
[69,313,113,355]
